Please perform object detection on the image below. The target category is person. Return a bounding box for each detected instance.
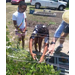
[29,24,49,63]
[46,10,69,55]
[12,1,27,49]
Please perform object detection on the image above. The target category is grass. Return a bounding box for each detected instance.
[65,7,69,10]
[48,21,56,25]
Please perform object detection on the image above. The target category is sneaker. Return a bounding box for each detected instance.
[55,46,63,54]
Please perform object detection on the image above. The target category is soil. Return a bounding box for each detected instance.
[27,11,63,34]
[26,11,69,55]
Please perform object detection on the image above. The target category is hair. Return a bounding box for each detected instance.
[37,24,49,35]
[18,1,27,7]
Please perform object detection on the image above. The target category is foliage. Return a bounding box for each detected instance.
[6,50,60,75]
[6,25,60,75]
[6,45,60,75]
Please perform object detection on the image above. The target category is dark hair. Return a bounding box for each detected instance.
[37,24,49,35]
[19,1,27,7]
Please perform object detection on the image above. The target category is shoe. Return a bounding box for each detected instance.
[55,46,63,54]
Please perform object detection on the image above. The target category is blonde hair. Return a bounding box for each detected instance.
[62,10,69,24]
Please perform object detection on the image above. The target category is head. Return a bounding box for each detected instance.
[37,25,49,37]
[18,1,27,13]
[62,10,69,24]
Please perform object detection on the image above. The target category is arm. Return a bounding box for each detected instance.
[39,43,48,63]
[29,38,36,60]
[23,12,27,32]
[13,20,21,31]
[45,38,58,55]
[29,38,33,54]
[54,21,66,38]
[12,13,21,31]
[45,21,66,55]
[23,18,27,32]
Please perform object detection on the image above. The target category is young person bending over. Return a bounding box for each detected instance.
[29,24,49,63]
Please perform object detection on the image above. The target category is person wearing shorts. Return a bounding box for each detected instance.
[12,1,27,49]
[46,10,69,55]
[54,21,69,49]
[29,24,49,63]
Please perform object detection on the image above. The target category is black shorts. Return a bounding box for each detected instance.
[63,26,69,33]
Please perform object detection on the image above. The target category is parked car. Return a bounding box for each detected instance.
[11,0,25,5]
[30,0,67,11]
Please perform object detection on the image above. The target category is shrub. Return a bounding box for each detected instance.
[6,50,60,75]
[6,25,60,75]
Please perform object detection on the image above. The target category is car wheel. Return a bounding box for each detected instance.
[35,3,40,9]
[58,6,64,11]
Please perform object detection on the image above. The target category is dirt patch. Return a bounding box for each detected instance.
[6,3,69,55]
[26,11,69,55]
[27,11,63,34]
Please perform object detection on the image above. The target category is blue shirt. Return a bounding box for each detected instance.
[54,20,69,38]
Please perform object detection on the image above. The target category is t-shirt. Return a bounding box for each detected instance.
[12,11,26,29]
[54,20,69,38]
[30,24,49,44]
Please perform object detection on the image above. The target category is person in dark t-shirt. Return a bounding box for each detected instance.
[29,24,49,63]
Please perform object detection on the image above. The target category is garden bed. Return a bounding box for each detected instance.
[33,11,56,17]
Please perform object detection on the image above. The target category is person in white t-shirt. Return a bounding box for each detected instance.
[12,1,27,49]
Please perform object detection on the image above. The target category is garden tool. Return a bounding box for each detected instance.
[34,56,39,62]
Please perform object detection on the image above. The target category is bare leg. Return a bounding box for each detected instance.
[34,38,38,51]
[22,35,25,49]
[38,38,43,52]
[17,37,22,49]
[60,33,68,45]
[55,33,69,53]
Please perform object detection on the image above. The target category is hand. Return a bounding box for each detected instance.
[22,30,25,33]
[45,44,55,55]
[18,29,22,33]
[39,56,44,63]
[22,28,26,33]
[31,53,36,60]
[17,28,22,33]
